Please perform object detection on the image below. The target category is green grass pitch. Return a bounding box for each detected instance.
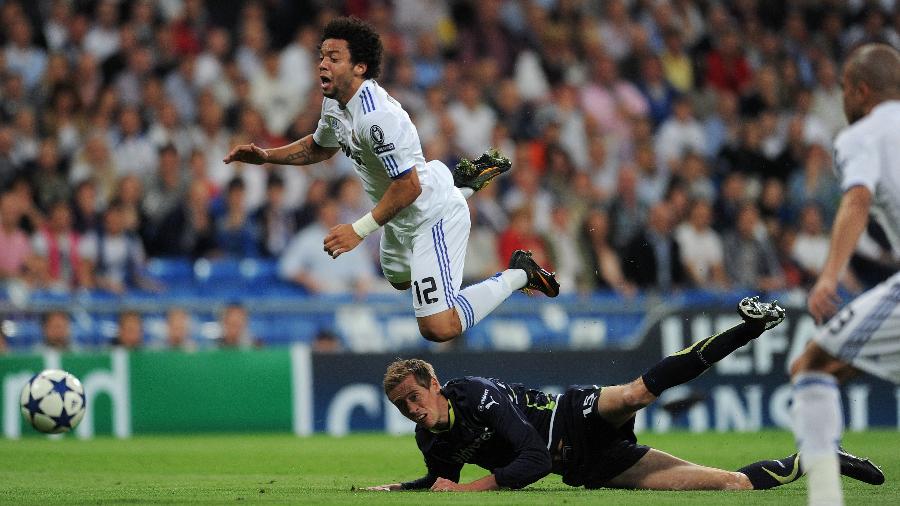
[0,430,896,505]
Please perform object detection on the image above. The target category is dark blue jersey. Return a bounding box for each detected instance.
[400,376,556,490]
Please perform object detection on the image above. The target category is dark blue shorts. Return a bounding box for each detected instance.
[552,385,651,488]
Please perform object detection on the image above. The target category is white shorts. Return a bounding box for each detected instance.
[380,184,470,318]
[814,271,900,383]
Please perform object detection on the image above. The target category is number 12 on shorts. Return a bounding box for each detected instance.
[414,277,438,305]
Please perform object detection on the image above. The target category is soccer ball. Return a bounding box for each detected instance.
[20,369,86,434]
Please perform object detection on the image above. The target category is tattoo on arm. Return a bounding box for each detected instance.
[285,143,313,163]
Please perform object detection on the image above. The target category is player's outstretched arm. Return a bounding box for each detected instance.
[431,474,499,492]
[223,135,338,166]
[808,185,871,323]
[364,483,403,491]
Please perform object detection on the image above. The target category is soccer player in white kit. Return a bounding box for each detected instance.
[224,17,559,343]
[790,43,899,505]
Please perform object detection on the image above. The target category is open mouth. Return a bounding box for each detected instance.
[320,76,332,90]
[416,413,427,423]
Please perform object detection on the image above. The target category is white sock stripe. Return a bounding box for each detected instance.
[457,295,474,328]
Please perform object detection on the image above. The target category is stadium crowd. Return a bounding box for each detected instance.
[0,0,898,350]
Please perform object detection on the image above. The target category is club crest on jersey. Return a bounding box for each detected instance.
[371,124,395,154]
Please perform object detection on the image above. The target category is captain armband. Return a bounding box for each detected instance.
[351,212,380,238]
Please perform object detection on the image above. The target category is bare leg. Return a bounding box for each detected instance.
[596,377,656,428]
[417,309,463,343]
[603,449,751,490]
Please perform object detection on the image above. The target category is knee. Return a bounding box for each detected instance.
[789,342,833,378]
[621,381,655,411]
[418,319,462,343]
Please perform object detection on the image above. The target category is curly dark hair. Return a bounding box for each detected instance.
[321,16,383,79]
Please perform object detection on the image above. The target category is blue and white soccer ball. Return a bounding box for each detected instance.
[20,369,86,434]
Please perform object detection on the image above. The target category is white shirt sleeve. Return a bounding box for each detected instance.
[312,100,340,148]
[834,129,881,194]
[360,110,419,179]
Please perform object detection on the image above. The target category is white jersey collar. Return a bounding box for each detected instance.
[343,79,374,113]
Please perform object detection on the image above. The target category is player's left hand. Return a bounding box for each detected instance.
[430,477,464,492]
[323,224,363,259]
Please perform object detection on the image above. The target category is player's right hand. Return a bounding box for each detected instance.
[808,276,841,325]
[223,143,268,164]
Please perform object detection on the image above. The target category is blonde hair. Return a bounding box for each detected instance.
[383,358,437,395]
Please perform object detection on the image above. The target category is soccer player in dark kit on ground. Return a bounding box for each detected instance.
[367,297,884,492]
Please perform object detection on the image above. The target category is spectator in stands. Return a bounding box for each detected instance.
[278,199,374,295]
[580,207,636,297]
[580,53,649,144]
[497,207,552,275]
[116,174,146,237]
[312,328,343,353]
[155,179,216,258]
[26,138,69,213]
[143,145,188,248]
[791,203,831,282]
[675,199,729,290]
[164,307,196,352]
[713,171,749,232]
[148,101,194,158]
[112,310,143,349]
[787,143,841,223]
[703,90,741,159]
[723,203,785,293]
[40,310,73,352]
[0,190,35,286]
[253,172,297,258]
[70,134,118,208]
[636,55,679,127]
[633,141,669,207]
[4,16,47,91]
[214,177,259,258]
[544,205,585,294]
[655,97,705,171]
[660,28,693,94]
[78,199,155,294]
[112,105,158,178]
[758,178,792,236]
[607,166,647,251]
[502,159,554,234]
[585,136,617,202]
[448,81,496,159]
[31,200,81,291]
[622,201,688,292]
[218,303,255,349]
[705,29,753,95]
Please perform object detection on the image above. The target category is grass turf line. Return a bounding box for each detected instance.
[0,430,895,505]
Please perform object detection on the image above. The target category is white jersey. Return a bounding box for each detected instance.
[833,100,900,256]
[313,79,450,234]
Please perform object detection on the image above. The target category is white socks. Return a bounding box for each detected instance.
[454,269,527,332]
[792,372,844,506]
